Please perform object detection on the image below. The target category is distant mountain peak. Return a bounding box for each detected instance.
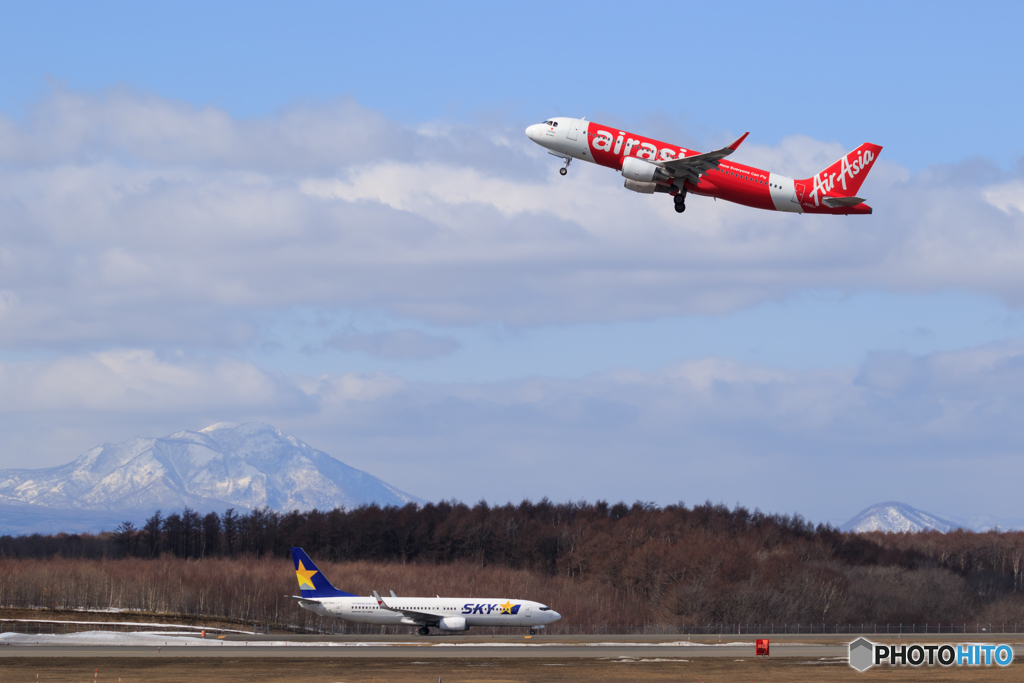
[0,423,420,534]
[842,501,959,533]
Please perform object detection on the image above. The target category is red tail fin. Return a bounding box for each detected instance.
[802,143,882,206]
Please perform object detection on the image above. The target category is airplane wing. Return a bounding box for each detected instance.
[653,132,749,184]
[373,590,441,621]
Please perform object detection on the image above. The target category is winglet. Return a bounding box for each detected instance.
[372,590,400,612]
[728,132,749,151]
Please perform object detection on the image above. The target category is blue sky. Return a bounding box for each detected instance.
[1,1,1023,525]
[4,1,1021,169]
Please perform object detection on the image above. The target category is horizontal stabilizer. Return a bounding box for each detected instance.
[822,196,866,208]
[287,595,321,604]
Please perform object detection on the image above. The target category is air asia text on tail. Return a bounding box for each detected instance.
[525,118,881,215]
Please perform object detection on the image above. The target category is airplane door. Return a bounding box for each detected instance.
[794,182,806,205]
[566,119,581,141]
[525,605,532,618]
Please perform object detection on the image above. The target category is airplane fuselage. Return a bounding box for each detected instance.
[296,595,559,630]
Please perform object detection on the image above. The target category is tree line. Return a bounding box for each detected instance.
[2,499,1024,628]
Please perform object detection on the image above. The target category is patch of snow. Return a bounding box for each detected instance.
[614,658,691,663]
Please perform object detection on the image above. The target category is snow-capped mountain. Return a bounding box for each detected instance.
[841,501,960,533]
[0,422,419,526]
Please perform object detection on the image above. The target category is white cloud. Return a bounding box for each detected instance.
[3,87,1024,350]
[984,180,1024,214]
[0,349,309,413]
[2,340,1023,519]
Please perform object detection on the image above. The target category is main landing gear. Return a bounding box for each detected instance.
[418,626,430,636]
[529,629,537,635]
[559,158,571,176]
[673,191,686,213]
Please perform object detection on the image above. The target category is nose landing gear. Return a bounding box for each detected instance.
[559,158,571,176]
[673,192,686,213]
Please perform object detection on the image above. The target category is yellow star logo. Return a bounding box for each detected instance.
[295,560,318,590]
[499,600,515,615]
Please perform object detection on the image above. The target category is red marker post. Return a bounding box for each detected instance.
[755,639,770,658]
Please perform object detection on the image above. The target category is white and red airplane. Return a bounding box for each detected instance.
[525,118,881,215]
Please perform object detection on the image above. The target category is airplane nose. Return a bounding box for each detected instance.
[525,124,540,142]
[549,610,561,622]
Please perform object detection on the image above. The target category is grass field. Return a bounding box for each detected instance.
[1,656,1020,682]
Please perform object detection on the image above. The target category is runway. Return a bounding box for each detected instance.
[0,632,869,659]
[0,644,846,658]
[3,632,1019,660]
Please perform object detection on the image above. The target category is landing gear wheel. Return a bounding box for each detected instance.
[674,203,686,213]
[418,626,429,636]
[529,629,537,635]
[559,167,567,176]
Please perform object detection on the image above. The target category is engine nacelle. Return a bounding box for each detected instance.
[623,179,657,194]
[621,156,670,184]
[439,617,469,631]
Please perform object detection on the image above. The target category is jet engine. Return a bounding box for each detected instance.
[623,179,657,193]
[621,156,671,184]
[439,617,469,631]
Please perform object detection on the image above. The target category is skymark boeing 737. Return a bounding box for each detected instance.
[525,118,881,215]
[289,548,561,635]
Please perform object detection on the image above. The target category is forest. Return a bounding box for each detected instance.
[2,500,1024,633]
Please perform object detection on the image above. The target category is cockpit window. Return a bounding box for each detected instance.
[539,606,551,611]
[551,122,558,127]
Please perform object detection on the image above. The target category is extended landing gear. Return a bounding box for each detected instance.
[559,158,571,176]
[673,191,686,213]
[529,629,537,635]
[418,626,430,636]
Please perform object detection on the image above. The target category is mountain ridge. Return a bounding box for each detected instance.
[841,501,960,533]
[0,422,419,533]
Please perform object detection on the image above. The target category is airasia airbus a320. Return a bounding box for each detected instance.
[525,118,881,215]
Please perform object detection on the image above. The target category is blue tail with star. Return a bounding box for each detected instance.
[291,547,356,598]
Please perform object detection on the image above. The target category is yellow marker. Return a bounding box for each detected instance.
[295,560,318,590]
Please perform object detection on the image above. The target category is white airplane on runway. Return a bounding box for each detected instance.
[289,548,562,636]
